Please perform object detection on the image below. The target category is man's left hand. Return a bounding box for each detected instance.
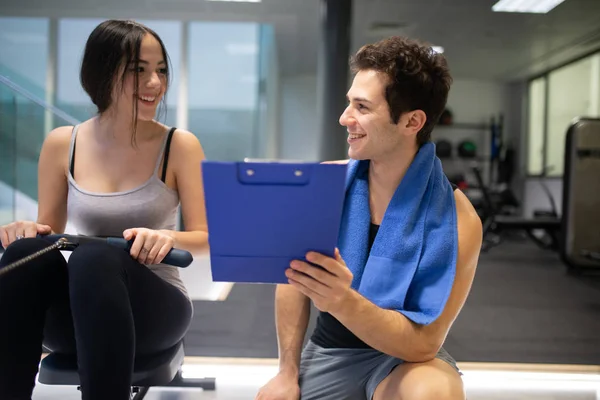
[286,248,353,313]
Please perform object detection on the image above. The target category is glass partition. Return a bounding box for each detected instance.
[0,17,49,101]
[0,76,79,225]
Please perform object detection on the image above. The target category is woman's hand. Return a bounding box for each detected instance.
[0,221,52,248]
[123,228,175,265]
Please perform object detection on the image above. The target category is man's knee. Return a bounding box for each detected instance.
[374,360,465,400]
[401,376,464,400]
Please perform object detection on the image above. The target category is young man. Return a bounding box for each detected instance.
[256,36,482,400]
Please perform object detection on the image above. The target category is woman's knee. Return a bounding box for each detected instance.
[0,238,67,281]
[1,237,64,265]
[0,238,68,303]
[67,243,128,283]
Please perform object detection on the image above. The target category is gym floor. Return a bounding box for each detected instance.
[28,237,600,398]
[30,359,600,399]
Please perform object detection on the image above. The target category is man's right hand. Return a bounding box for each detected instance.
[255,372,300,400]
[0,221,52,248]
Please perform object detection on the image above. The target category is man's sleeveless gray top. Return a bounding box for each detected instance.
[66,125,189,299]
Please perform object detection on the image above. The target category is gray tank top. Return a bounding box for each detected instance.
[66,125,189,299]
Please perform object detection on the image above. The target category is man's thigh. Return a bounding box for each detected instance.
[298,341,388,400]
[298,342,462,400]
[370,348,464,400]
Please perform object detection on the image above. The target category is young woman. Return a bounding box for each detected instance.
[0,19,208,400]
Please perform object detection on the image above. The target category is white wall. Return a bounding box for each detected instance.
[446,80,511,126]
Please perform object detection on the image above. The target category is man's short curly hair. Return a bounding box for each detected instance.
[350,36,453,146]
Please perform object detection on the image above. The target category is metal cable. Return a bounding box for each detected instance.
[0,238,71,278]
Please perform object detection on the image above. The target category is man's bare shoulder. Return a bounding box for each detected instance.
[453,189,483,271]
[321,159,350,165]
[454,189,480,227]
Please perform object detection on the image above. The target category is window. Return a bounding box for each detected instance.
[546,54,600,176]
[527,52,600,177]
[527,77,546,175]
[0,17,51,209]
[187,21,260,161]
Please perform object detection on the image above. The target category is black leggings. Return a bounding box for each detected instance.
[0,238,193,400]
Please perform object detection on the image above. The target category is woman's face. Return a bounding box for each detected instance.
[114,33,168,122]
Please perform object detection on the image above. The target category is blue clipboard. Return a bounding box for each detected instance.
[202,160,347,284]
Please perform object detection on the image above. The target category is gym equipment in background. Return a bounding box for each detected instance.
[457,140,477,159]
[489,114,504,185]
[560,118,600,272]
[473,166,561,252]
[436,139,453,159]
[439,108,453,125]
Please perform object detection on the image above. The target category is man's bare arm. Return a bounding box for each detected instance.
[275,284,311,378]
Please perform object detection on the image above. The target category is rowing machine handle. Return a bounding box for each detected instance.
[106,237,193,268]
[1,234,193,268]
[35,234,193,268]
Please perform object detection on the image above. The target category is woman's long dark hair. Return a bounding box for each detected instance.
[80,19,171,146]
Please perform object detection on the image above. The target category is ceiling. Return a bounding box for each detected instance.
[349,0,600,81]
[2,0,600,81]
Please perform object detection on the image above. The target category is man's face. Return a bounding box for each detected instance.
[339,69,414,161]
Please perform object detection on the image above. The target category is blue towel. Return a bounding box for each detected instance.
[338,142,458,325]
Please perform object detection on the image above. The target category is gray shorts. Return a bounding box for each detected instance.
[298,340,460,400]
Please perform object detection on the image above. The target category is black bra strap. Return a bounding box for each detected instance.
[70,136,76,177]
[161,127,176,183]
